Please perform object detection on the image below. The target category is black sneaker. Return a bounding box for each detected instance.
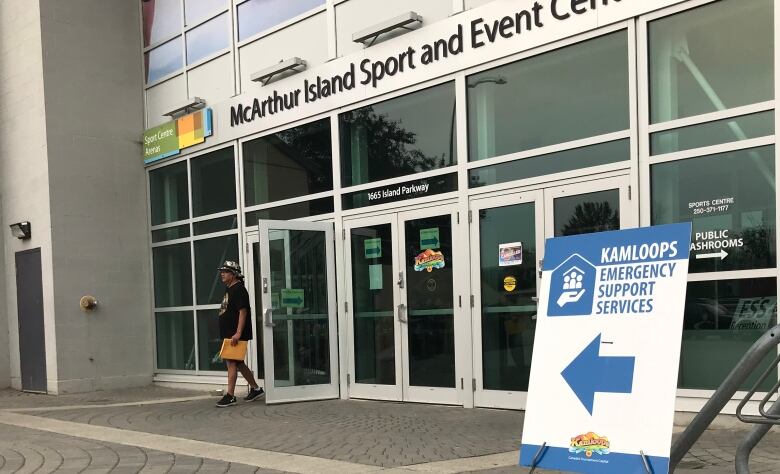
[245,387,265,402]
[215,394,237,408]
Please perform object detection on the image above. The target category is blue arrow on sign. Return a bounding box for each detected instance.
[561,333,635,415]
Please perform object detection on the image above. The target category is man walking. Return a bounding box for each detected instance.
[215,260,264,407]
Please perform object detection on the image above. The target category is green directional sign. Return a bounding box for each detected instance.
[364,238,382,258]
[280,288,304,308]
[143,121,179,163]
[420,228,440,250]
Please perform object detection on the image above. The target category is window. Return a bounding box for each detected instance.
[467,31,629,161]
[142,0,231,83]
[143,0,181,47]
[149,147,240,373]
[469,140,629,188]
[237,0,325,42]
[243,118,333,206]
[145,37,183,84]
[149,161,189,225]
[155,311,195,370]
[152,243,193,307]
[194,235,239,305]
[245,198,334,227]
[340,82,457,187]
[651,146,776,273]
[184,0,224,26]
[649,0,773,123]
[185,13,230,65]
[651,111,774,156]
[190,147,236,217]
[679,278,777,391]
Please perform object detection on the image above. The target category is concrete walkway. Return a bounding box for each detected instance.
[0,387,778,473]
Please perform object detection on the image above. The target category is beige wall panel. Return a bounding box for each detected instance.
[146,75,187,128]
[336,0,452,57]
[238,12,328,94]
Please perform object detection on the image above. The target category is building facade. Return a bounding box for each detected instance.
[1,0,777,414]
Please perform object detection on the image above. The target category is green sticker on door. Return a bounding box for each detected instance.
[420,228,440,250]
[364,238,382,258]
[281,288,304,308]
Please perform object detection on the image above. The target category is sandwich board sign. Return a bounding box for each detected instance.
[520,223,691,474]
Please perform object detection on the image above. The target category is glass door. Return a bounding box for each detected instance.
[469,191,544,409]
[469,175,634,409]
[345,205,461,405]
[544,176,634,237]
[257,220,339,404]
[344,215,402,401]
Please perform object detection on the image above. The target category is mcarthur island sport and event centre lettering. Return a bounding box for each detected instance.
[230,0,628,126]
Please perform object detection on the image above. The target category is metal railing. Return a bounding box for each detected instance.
[669,323,780,473]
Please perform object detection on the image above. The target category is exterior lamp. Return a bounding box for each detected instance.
[10,221,31,240]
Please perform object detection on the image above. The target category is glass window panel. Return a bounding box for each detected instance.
[340,82,457,187]
[186,13,230,65]
[651,111,774,155]
[651,146,776,273]
[554,190,620,237]
[143,0,181,47]
[649,0,773,123]
[350,224,395,385]
[190,147,236,217]
[155,311,195,370]
[267,229,331,387]
[404,214,456,388]
[194,234,239,305]
[197,310,225,371]
[193,216,238,235]
[152,243,193,307]
[152,224,190,243]
[479,203,538,391]
[245,198,334,227]
[680,278,777,391]
[342,173,458,211]
[467,31,629,161]
[145,37,183,84]
[237,0,325,42]
[150,161,189,225]
[185,0,225,26]
[469,140,629,188]
[243,118,332,206]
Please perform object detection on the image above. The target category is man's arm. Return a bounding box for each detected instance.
[232,308,248,345]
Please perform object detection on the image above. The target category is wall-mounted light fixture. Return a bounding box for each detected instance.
[163,97,206,118]
[9,222,31,240]
[251,57,307,86]
[353,11,422,47]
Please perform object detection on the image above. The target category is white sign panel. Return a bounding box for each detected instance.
[520,223,691,474]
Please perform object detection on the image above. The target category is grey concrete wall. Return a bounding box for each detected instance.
[0,0,58,391]
[39,0,152,393]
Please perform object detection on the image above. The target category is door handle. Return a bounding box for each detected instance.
[397,271,404,289]
[264,308,274,327]
[397,303,407,323]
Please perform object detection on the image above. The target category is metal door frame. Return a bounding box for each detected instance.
[256,219,340,404]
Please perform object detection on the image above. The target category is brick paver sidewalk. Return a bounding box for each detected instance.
[1,387,779,473]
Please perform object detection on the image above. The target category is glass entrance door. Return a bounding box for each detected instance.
[469,176,633,409]
[345,205,461,404]
[254,220,339,404]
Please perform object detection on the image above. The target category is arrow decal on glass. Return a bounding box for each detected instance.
[561,333,635,415]
[695,250,728,260]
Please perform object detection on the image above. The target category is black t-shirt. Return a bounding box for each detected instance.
[218,281,253,341]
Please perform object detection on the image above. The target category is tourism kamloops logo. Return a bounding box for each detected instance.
[569,432,610,457]
[414,250,445,273]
